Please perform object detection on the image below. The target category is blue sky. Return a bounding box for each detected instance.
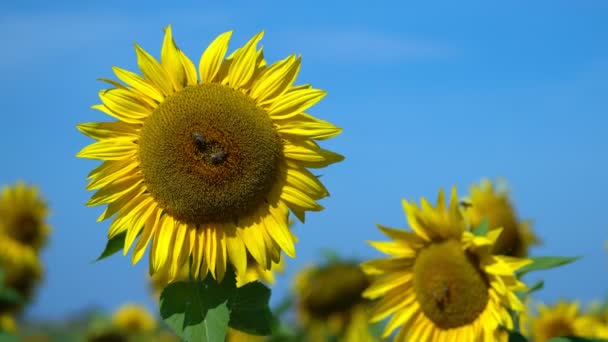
[0,0,607,320]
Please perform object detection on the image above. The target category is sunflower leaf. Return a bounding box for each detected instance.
[471,218,489,236]
[93,231,126,262]
[228,281,273,335]
[508,331,529,342]
[0,332,19,341]
[160,270,236,342]
[516,256,581,277]
[0,270,22,305]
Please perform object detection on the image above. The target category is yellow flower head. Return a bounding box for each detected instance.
[362,187,531,342]
[112,303,157,333]
[530,301,591,342]
[293,261,374,342]
[0,313,16,333]
[462,179,539,257]
[0,235,43,313]
[0,182,50,250]
[77,26,343,283]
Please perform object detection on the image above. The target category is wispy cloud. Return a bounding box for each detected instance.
[275,28,457,63]
[0,10,230,70]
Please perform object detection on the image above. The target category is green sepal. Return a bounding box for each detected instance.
[472,217,489,236]
[508,331,529,342]
[93,231,126,262]
[517,256,581,277]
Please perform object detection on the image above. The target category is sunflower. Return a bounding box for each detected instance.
[529,301,606,341]
[0,313,16,333]
[293,261,374,342]
[0,235,43,313]
[77,25,342,282]
[461,179,539,257]
[112,304,157,334]
[362,188,530,341]
[0,182,50,250]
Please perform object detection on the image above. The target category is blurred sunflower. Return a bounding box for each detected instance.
[362,188,531,341]
[0,313,16,333]
[0,235,43,313]
[77,25,342,282]
[0,182,50,250]
[461,179,539,257]
[293,261,373,342]
[112,304,157,334]
[529,301,589,341]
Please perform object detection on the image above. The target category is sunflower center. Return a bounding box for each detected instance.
[139,83,282,225]
[302,263,370,319]
[544,319,575,339]
[490,217,524,257]
[413,239,489,329]
[12,213,40,245]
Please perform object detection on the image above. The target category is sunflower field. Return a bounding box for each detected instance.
[0,2,607,342]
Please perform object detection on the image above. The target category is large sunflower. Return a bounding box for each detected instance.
[77,26,343,281]
[293,261,374,342]
[362,188,530,341]
[0,182,50,250]
[461,179,539,257]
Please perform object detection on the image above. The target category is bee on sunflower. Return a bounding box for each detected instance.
[77,26,342,283]
[362,187,531,341]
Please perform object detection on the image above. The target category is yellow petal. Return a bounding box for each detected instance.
[277,114,342,140]
[285,163,328,198]
[204,226,218,278]
[134,44,173,96]
[225,227,247,276]
[227,31,264,88]
[199,31,233,83]
[265,204,296,258]
[179,51,197,86]
[112,66,164,102]
[161,25,187,90]
[151,215,176,272]
[132,208,161,264]
[77,139,136,161]
[123,196,156,255]
[77,121,139,140]
[99,88,151,121]
[250,55,300,103]
[86,174,141,206]
[267,87,326,120]
[283,141,344,168]
[280,186,323,211]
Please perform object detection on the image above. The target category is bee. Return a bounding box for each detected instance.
[191,133,206,150]
[210,151,226,164]
[459,200,472,209]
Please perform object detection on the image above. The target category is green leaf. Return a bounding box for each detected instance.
[228,281,273,335]
[0,332,19,341]
[517,256,581,277]
[160,271,236,342]
[472,217,489,236]
[508,331,529,342]
[93,231,126,262]
[0,270,22,305]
